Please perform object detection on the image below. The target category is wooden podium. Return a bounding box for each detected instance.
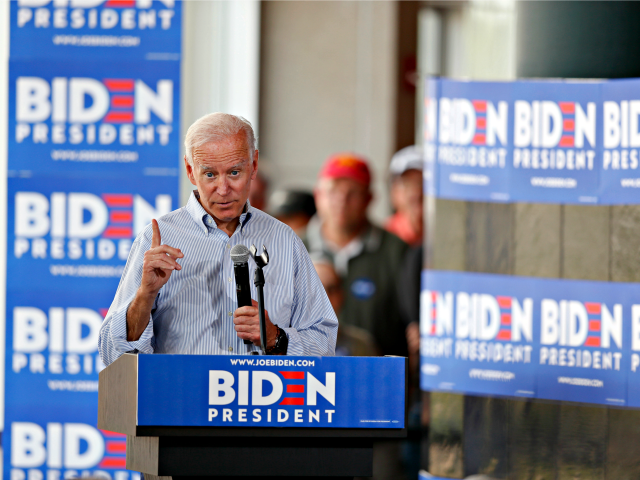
[98,353,407,479]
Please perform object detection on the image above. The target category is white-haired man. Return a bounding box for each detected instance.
[99,113,338,365]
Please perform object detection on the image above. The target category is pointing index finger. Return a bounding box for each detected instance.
[151,219,161,248]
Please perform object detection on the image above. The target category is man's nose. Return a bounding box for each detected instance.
[216,176,231,195]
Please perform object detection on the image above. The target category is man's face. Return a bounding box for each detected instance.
[315,178,371,233]
[391,169,423,221]
[185,132,258,225]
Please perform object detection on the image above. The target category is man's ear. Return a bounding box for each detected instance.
[250,149,259,180]
[184,155,196,186]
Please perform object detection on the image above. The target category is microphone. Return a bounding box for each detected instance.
[230,244,253,345]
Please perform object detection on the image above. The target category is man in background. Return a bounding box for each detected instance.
[385,145,423,246]
[305,153,408,357]
[269,189,316,237]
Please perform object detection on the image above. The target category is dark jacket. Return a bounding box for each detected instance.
[304,217,409,356]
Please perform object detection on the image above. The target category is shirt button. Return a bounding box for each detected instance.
[227,244,231,249]
[228,277,232,282]
[228,311,233,316]
[229,346,233,352]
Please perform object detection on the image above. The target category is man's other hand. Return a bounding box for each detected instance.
[141,219,184,296]
[233,299,277,348]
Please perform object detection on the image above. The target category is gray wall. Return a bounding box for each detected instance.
[258,1,398,223]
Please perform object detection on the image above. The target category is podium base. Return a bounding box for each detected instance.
[130,436,372,477]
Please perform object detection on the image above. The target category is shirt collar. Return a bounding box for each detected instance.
[186,190,253,235]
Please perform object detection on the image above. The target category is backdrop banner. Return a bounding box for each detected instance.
[420,270,640,407]
[4,3,181,479]
[10,0,181,61]
[424,77,640,204]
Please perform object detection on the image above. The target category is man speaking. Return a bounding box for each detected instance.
[99,113,338,365]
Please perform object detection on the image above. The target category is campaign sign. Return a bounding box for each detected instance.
[5,290,113,414]
[510,81,601,204]
[420,270,638,407]
[10,0,181,61]
[4,404,139,480]
[599,78,640,203]
[7,175,177,293]
[9,59,180,176]
[435,79,512,202]
[135,355,406,428]
[424,76,640,205]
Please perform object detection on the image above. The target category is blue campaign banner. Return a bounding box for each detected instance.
[4,290,112,414]
[420,270,640,407]
[136,355,406,429]
[424,77,640,204]
[10,0,181,61]
[3,403,138,480]
[9,59,180,177]
[7,174,177,294]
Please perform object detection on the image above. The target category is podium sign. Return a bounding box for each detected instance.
[137,354,406,429]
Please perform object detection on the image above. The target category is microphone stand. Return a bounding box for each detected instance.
[250,245,269,354]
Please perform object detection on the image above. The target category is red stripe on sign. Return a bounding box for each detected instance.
[472,133,486,145]
[106,441,127,454]
[431,308,437,320]
[102,194,133,207]
[99,308,109,318]
[279,371,304,380]
[585,302,601,315]
[559,135,574,148]
[99,457,127,469]
[110,211,133,223]
[563,119,575,132]
[104,0,135,7]
[280,398,304,405]
[103,79,134,92]
[430,323,436,335]
[496,330,511,341]
[103,226,133,239]
[472,100,487,113]
[431,291,437,302]
[559,102,575,114]
[104,111,134,123]
[100,429,126,438]
[287,385,305,393]
[501,313,511,325]
[497,296,512,309]
[589,320,601,332]
[585,336,601,347]
[476,117,487,129]
[111,95,134,109]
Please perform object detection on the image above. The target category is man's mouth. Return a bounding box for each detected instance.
[216,200,234,207]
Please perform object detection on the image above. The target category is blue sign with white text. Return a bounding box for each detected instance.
[9,59,180,176]
[10,0,181,61]
[424,77,640,204]
[421,270,640,407]
[136,355,406,428]
[7,174,177,294]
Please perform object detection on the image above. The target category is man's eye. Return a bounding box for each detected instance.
[205,172,213,178]
[231,170,239,176]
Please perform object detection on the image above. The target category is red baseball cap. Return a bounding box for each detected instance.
[318,153,372,187]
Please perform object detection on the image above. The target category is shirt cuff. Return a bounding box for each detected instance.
[282,327,303,356]
[109,305,155,354]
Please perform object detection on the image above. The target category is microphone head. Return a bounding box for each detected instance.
[230,244,250,264]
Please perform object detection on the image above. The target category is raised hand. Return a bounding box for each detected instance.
[140,219,184,296]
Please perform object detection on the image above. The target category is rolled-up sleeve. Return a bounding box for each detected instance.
[284,236,338,356]
[98,231,156,366]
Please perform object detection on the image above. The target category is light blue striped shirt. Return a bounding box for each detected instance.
[98,192,338,366]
